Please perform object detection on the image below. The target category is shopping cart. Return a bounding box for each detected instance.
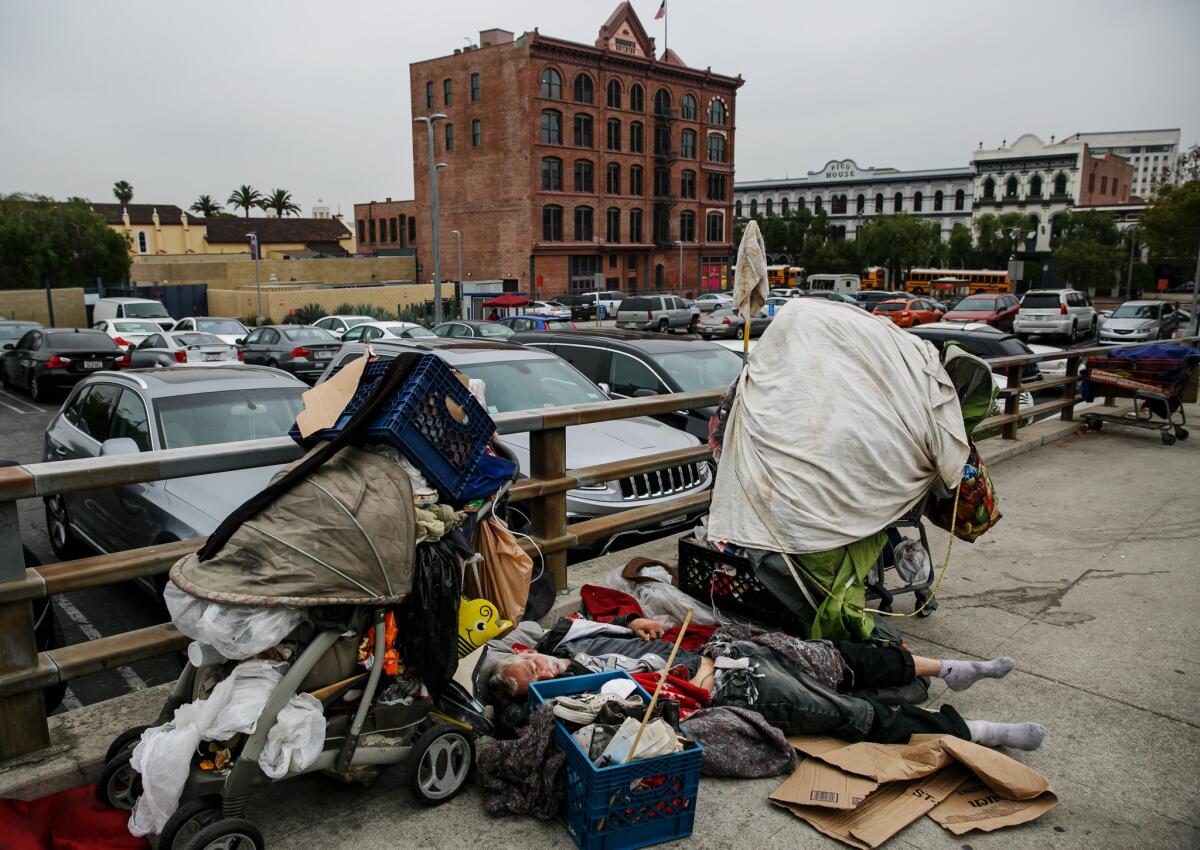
[1081,348,1197,446]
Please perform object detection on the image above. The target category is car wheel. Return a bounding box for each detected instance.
[29,373,47,402]
[45,496,83,559]
[266,358,279,369]
[657,319,669,333]
[1,367,10,390]
[1069,322,1078,343]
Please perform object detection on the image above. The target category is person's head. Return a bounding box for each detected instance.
[489,652,570,701]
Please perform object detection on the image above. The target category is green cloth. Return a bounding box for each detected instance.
[794,531,888,641]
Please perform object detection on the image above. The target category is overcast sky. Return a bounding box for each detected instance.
[1,0,1196,217]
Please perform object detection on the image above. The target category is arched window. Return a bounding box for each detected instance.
[893,192,903,211]
[136,231,149,253]
[814,197,823,214]
[629,121,644,153]
[1005,176,1018,198]
[749,199,758,217]
[540,68,562,99]
[680,94,698,120]
[629,208,643,242]
[856,194,865,214]
[629,165,643,195]
[541,157,562,191]
[680,211,696,241]
[630,84,644,112]
[831,194,847,214]
[680,169,696,199]
[1030,174,1043,197]
[606,79,622,109]
[540,109,562,144]
[573,73,594,104]
[542,205,563,241]
[708,98,727,125]
[573,159,593,193]
[574,205,593,241]
[1053,173,1067,195]
[874,193,883,213]
[654,88,672,116]
[606,162,621,194]
[913,191,923,212]
[706,133,726,163]
[782,197,790,215]
[797,197,806,211]
[573,113,593,147]
[735,200,743,218]
[654,124,671,155]
[933,190,943,211]
[606,118,621,151]
[982,177,995,199]
[706,211,724,242]
[680,129,697,158]
[954,189,965,210]
[606,207,621,243]
[765,199,774,216]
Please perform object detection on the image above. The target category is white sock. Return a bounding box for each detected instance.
[938,656,1016,691]
[965,720,1046,751]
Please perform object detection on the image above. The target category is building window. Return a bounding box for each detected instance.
[735,200,743,218]
[653,206,670,244]
[470,73,480,102]
[831,194,847,214]
[540,109,562,144]
[471,118,481,147]
[765,199,774,216]
[933,190,943,211]
[630,165,643,195]
[654,167,671,197]
[541,157,563,191]
[1005,176,1018,198]
[913,191,923,212]
[782,197,790,215]
[574,206,593,241]
[573,113,593,147]
[955,189,965,210]
[654,88,672,116]
[680,169,696,199]
[654,125,671,155]
[708,98,726,125]
[680,129,696,158]
[368,220,376,243]
[542,205,563,241]
[629,121,644,153]
[707,173,726,202]
[607,163,621,194]
[606,118,621,151]
[444,123,454,151]
[425,81,433,108]
[540,68,562,99]
[135,230,148,253]
[1100,175,1108,194]
[706,211,724,242]
[389,218,397,242]
[856,194,865,214]
[408,218,415,242]
[630,83,644,112]
[607,207,621,243]
[574,159,594,193]
[1112,178,1119,196]
[443,79,452,106]
[356,219,366,243]
[893,192,903,211]
[680,211,696,241]
[749,199,758,217]
[1087,173,1095,193]
[814,197,823,214]
[573,73,594,104]
[629,208,644,242]
[680,94,698,120]
[982,177,995,199]
[706,133,726,163]
[797,197,806,211]
[606,79,622,108]
[1029,175,1042,197]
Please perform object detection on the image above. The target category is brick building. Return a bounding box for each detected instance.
[356,2,742,298]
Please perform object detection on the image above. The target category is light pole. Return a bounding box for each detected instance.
[246,232,262,325]
[414,113,447,323]
[674,239,683,297]
[1124,227,1137,301]
[450,229,463,301]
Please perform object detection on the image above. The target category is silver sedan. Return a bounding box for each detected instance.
[126,332,241,368]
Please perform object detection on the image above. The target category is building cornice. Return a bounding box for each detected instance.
[529,34,743,90]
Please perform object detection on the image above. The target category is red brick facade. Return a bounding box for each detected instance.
[1078,148,1134,206]
[359,3,742,299]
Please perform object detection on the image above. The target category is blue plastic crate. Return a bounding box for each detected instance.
[530,672,702,850]
[289,354,498,503]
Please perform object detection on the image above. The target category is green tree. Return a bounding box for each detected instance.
[259,188,302,219]
[1139,180,1200,279]
[227,185,263,218]
[972,212,1036,268]
[112,180,134,206]
[0,193,131,289]
[947,222,973,268]
[189,194,223,217]
[1048,209,1122,290]
[856,213,942,283]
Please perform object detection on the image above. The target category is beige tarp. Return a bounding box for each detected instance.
[171,446,417,606]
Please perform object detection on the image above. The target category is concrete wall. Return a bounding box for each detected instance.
[129,255,417,288]
[0,288,87,327]
[207,283,437,323]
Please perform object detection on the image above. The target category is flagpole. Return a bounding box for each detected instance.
[665,0,668,55]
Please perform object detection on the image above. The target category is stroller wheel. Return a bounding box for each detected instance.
[915,591,938,618]
[1162,431,1177,446]
[159,796,223,850]
[96,750,142,811]
[180,817,264,850]
[1175,427,1189,441]
[407,722,475,806]
[1086,418,1103,432]
[104,724,150,764]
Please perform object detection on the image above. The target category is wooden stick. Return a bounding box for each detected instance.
[307,672,368,703]
[624,609,693,764]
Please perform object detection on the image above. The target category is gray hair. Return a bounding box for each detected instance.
[488,654,522,702]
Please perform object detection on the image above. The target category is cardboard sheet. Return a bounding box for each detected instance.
[928,777,1058,836]
[770,756,878,810]
[294,352,367,437]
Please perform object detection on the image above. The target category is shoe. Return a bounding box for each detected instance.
[553,693,644,725]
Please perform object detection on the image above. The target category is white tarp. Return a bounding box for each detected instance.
[707,299,968,553]
[731,219,770,319]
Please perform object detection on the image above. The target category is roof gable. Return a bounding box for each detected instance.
[91,203,191,225]
[204,217,351,245]
[595,1,655,59]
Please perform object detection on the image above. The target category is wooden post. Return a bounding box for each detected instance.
[1002,365,1021,440]
[530,427,568,592]
[1061,356,1080,421]
[0,498,49,759]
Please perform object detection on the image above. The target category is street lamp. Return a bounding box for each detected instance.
[414,113,447,323]
[673,239,684,296]
[246,232,262,325]
[450,229,463,297]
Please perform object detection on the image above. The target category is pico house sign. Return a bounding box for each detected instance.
[811,159,870,180]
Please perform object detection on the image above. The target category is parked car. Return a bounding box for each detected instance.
[126,332,241,368]
[942,293,1021,330]
[583,290,626,319]
[1,328,122,402]
[908,322,1044,389]
[854,290,910,309]
[615,295,696,333]
[0,320,43,348]
[313,315,374,335]
[512,328,746,440]
[1026,343,1067,379]
[528,300,572,320]
[92,319,164,348]
[800,291,859,306]
[872,298,943,327]
[552,294,599,322]
[42,367,305,568]
[498,315,576,332]
[697,307,771,340]
[340,321,434,342]
[432,320,516,339]
[170,317,250,346]
[1098,300,1181,343]
[322,339,710,541]
[1013,289,1097,342]
[92,297,175,331]
[693,292,734,313]
[239,324,341,383]
[768,288,805,299]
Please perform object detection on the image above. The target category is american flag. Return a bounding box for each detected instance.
[655,0,666,20]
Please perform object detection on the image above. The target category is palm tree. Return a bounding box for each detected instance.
[189,194,222,217]
[259,188,302,218]
[112,180,134,206]
[227,185,263,218]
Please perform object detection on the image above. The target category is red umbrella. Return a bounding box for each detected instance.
[482,294,533,308]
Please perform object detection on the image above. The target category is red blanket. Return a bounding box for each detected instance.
[580,584,718,651]
[0,784,147,850]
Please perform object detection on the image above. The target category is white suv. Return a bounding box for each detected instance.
[1014,289,1097,342]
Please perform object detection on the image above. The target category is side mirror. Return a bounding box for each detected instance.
[235,338,245,346]
[597,382,611,396]
[127,344,136,354]
[99,437,140,457]
[2,343,12,350]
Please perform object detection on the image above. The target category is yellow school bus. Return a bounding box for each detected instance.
[766,265,803,288]
[860,267,889,291]
[904,268,1011,296]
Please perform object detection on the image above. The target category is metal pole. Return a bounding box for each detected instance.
[253,236,262,324]
[43,278,55,327]
[452,229,463,292]
[1190,236,1200,337]
[675,240,683,297]
[429,126,442,325]
[1124,229,1135,301]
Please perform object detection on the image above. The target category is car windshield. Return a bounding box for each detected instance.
[1021,294,1061,309]
[113,321,164,333]
[342,318,371,328]
[123,302,170,318]
[477,323,514,337]
[155,387,305,449]
[388,325,433,337]
[874,302,906,312]
[46,332,119,351]
[174,333,225,346]
[196,319,247,334]
[953,297,998,311]
[0,323,39,340]
[650,347,744,392]
[283,327,337,342]
[458,358,604,414]
[542,320,574,330]
[1111,303,1159,319]
[707,309,735,318]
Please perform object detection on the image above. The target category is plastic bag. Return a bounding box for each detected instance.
[925,443,1002,542]
[165,581,303,661]
[260,692,325,779]
[468,515,534,623]
[400,540,462,697]
[892,538,932,585]
[604,565,723,627]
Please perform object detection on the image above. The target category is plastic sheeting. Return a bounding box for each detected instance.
[604,565,723,627]
[164,581,303,661]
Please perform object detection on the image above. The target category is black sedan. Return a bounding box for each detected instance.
[239,324,342,383]
[1,328,121,402]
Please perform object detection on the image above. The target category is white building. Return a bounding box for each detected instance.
[1060,129,1181,199]
[733,158,975,255]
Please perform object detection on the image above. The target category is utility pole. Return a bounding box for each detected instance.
[451,229,463,308]
[1124,228,1136,301]
[674,239,683,297]
[43,278,55,327]
[246,232,262,325]
[414,114,448,324]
